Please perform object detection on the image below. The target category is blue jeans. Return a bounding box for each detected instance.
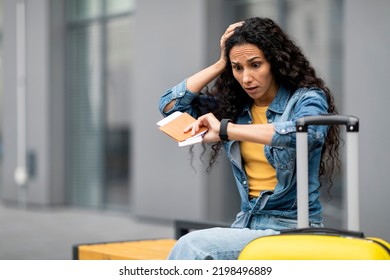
[168,214,323,260]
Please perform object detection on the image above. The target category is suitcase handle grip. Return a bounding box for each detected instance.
[296,114,359,132]
[281,227,365,238]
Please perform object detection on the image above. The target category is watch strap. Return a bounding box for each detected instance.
[219,119,232,141]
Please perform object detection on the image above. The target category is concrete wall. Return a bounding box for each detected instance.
[344,0,390,240]
[130,0,239,222]
[131,0,207,220]
[2,0,65,205]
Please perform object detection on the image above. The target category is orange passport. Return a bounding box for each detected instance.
[157,112,208,146]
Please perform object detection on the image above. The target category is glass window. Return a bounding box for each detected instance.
[67,0,102,21]
[107,0,136,15]
[66,0,134,210]
[67,23,104,207]
[105,17,133,209]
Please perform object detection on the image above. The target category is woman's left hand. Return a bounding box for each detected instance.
[184,113,221,143]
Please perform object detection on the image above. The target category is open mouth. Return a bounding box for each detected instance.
[245,86,258,93]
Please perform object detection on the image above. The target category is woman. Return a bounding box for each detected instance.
[159,17,340,260]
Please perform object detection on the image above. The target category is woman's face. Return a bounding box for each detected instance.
[229,43,278,106]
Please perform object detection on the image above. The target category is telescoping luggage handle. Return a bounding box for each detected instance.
[296,115,359,231]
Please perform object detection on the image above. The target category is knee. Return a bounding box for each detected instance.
[168,230,213,260]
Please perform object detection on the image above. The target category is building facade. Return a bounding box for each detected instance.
[1,0,389,241]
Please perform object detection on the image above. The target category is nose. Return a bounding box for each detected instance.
[242,69,253,85]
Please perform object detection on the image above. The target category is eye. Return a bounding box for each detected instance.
[252,61,262,68]
[232,64,243,72]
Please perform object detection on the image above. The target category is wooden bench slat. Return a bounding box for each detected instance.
[77,239,177,260]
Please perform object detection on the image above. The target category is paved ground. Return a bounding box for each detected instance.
[0,203,175,260]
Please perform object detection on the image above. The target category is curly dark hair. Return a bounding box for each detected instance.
[195,17,341,190]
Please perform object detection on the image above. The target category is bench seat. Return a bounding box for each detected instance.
[74,239,177,260]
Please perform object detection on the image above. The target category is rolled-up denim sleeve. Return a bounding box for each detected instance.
[159,79,199,117]
[270,89,329,149]
[271,121,296,148]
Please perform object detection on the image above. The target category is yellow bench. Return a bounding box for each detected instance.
[73,220,230,260]
[74,239,177,260]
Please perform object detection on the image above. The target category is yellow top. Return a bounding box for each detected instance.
[240,104,277,198]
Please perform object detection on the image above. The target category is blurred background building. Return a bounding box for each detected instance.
[0,0,389,245]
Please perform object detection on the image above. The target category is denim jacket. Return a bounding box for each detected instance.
[159,79,329,228]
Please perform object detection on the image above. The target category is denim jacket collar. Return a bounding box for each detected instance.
[268,86,291,114]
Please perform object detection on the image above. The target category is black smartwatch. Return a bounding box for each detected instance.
[219,119,232,141]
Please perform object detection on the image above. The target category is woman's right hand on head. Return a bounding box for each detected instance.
[219,21,244,63]
[185,21,244,94]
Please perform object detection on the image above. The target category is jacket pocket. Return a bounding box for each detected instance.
[269,146,295,170]
[271,216,297,229]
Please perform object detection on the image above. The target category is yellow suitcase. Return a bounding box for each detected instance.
[239,115,390,260]
[239,228,390,260]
